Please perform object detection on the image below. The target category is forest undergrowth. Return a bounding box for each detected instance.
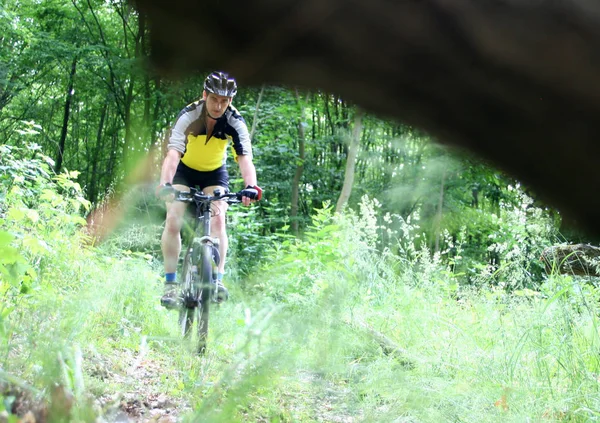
[2,145,600,423]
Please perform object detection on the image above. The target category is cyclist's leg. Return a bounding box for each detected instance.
[199,165,230,277]
[160,194,187,307]
[198,166,230,301]
[163,162,198,278]
[204,185,229,302]
[202,185,229,275]
[161,162,195,307]
[161,184,190,274]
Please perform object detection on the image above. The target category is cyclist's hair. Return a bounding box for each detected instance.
[204,71,238,97]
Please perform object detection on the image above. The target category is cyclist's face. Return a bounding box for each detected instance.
[204,91,232,119]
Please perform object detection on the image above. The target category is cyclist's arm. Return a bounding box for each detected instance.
[237,154,257,187]
[160,149,182,186]
[160,103,197,187]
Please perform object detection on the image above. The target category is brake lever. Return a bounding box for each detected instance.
[224,193,243,204]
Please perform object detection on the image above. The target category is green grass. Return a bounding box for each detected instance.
[2,165,600,422]
[4,236,600,422]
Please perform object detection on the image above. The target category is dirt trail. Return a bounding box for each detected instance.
[3,353,366,422]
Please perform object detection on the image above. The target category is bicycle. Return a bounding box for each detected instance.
[162,185,245,354]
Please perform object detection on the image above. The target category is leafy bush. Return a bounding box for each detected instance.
[0,142,91,299]
[246,197,389,309]
[381,183,558,291]
[454,185,557,289]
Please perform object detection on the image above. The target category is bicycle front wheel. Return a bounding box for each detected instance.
[196,244,213,355]
[178,249,196,338]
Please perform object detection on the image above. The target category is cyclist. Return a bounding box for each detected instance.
[157,71,262,308]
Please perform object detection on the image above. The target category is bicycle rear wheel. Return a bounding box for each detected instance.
[197,244,213,355]
[178,249,197,338]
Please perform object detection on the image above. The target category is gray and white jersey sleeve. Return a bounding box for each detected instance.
[167,102,203,154]
[225,106,253,159]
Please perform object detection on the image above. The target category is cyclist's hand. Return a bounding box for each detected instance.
[156,183,175,201]
[240,185,263,206]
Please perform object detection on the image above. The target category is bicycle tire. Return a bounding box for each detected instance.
[178,249,196,338]
[196,244,213,354]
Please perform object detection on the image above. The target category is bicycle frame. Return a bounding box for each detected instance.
[180,191,220,305]
[169,186,241,354]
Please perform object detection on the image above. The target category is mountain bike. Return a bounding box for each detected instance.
[163,185,243,354]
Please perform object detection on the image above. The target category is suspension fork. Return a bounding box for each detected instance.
[196,207,220,281]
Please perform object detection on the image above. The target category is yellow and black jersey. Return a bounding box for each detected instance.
[167,100,252,172]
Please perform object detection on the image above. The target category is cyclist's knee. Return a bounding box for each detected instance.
[165,202,186,234]
[211,214,226,235]
[212,212,226,226]
[164,213,183,235]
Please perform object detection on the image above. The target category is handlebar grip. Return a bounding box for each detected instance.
[158,183,176,198]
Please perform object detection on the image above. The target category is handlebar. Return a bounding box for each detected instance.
[159,184,243,205]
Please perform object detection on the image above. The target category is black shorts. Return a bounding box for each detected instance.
[172,162,229,191]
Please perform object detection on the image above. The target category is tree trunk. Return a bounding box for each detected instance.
[541,243,600,277]
[151,76,162,145]
[335,108,364,213]
[0,73,19,113]
[323,95,334,137]
[55,56,78,174]
[250,85,265,140]
[88,100,108,204]
[122,81,135,165]
[139,10,153,148]
[434,169,447,252]
[291,89,307,235]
